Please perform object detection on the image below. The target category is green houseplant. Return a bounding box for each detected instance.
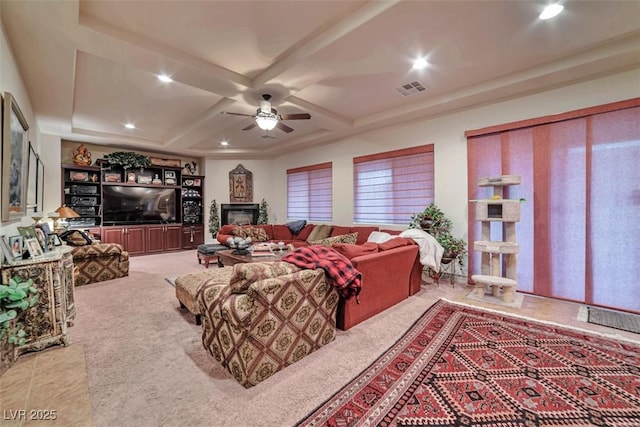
[409,203,467,268]
[103,151,151,170]
[257,199,269,225]
[1,276,39,375]
[209,199,220,238]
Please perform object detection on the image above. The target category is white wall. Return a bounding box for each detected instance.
[0,17,46,241]
[201,158,275,240]
[273,68,640,245]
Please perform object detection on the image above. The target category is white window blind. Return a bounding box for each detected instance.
[287,162,332,221]
[353,145,434,224]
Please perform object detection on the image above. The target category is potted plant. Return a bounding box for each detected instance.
[209,199,220,239]
[257,199,269,225]
[409,203,467,268]
[103,151,151,170]
[1,276,39,376]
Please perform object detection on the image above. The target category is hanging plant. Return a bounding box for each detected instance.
[257,198,269,225]
[103,151,151,170]
[209,199,220,238]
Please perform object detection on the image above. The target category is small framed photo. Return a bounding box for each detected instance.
[1,235,15,263]
[49,234,62,247]
[137,175,152,184]
[35,228,48,253]
[9,235,23,258]
[127,172,136,183]
[193,178,201,186]
[39,222,52,235]
[25,238,44,258]
[17,225,37,241]
[70,171,89,181]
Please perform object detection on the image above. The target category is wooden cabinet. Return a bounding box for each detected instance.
[1,247,75,358]
[147,225,182,253]
[182,224,205,249]
[181,175,204,225]
[61,164,102,228]
[102,226,146,255]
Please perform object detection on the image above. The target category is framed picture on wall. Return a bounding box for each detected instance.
[1,92,30,221]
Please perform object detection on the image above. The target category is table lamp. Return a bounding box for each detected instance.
[53,205,79,233]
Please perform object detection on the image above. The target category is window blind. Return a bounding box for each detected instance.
[287,162,332,221]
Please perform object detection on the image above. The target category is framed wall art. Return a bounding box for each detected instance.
[229,164,253,203]
[2,92,30,221]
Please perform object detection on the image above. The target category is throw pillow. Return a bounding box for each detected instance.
[367,231,395,243]
[286,220,307,235]
[309,232,358,247]
[229,261,301,293]
[231,227,248,239]
[332,241,378,259]
[245,227,268,242]
[306,224,332,242]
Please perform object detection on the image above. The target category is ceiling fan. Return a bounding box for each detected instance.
[222,94,311,133]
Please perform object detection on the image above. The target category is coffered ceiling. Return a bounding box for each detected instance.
[2,0,639,158]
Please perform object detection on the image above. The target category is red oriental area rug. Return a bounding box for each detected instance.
[298,299,640,427]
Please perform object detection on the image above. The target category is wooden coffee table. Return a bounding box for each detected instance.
[216,249,289,267]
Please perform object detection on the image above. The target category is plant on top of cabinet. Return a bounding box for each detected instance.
[103,151,151,170]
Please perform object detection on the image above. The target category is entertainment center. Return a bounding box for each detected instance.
[61,161,205,255]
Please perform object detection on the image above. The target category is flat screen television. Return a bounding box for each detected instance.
[102,186,177,225]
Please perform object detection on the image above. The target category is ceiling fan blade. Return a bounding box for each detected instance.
[279,113,311,120]
[276,122,294,133]
[222,111,254,117]
[242,123,257,131]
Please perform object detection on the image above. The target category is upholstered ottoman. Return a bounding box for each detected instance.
[196,244,228,268]
[71,243,130,286]
[175,267,234,325]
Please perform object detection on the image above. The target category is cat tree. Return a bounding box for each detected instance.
[471,175,521,303]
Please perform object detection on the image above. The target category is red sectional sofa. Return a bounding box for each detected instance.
[217,223,422,330]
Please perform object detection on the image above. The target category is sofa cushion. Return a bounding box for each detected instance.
[309,232,358,247]
[329,226,350,237]
[246,227,269,242]
[271,224,293,241]
[378,237,415,251]
[332,241,378,259]
[286,219,307,235]
[367,231,395,243]
[307,224,332,242]
[294,223,314,241]
[229,261,301,293]
[350,227,378,244]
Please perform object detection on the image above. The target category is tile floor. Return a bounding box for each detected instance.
[1,277,638,427]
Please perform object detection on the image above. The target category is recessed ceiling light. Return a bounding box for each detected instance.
[157,74,173,83]
[220,141,229,146]
[412,57,429,70]
[124,123,135,129]
[539,3,564,20]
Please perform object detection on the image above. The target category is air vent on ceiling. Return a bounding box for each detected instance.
[395,81,427,97]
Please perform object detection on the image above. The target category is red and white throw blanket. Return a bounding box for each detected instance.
[282,246,362,303]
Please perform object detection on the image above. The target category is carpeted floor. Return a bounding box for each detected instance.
[59,251,640,426]
[299,299,640,426]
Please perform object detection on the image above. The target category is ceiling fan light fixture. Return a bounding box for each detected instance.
[255,112,278,131]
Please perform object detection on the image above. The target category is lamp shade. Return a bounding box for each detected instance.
[255,112,278,131]
[55,205,80,218]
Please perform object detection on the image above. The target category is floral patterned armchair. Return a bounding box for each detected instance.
[198,262,339,388]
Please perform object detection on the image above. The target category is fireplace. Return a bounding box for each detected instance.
[221,203,259,226]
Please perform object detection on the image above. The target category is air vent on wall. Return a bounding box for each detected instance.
[395,81,427,97]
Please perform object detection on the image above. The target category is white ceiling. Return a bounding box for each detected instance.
[2,0,639,158]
